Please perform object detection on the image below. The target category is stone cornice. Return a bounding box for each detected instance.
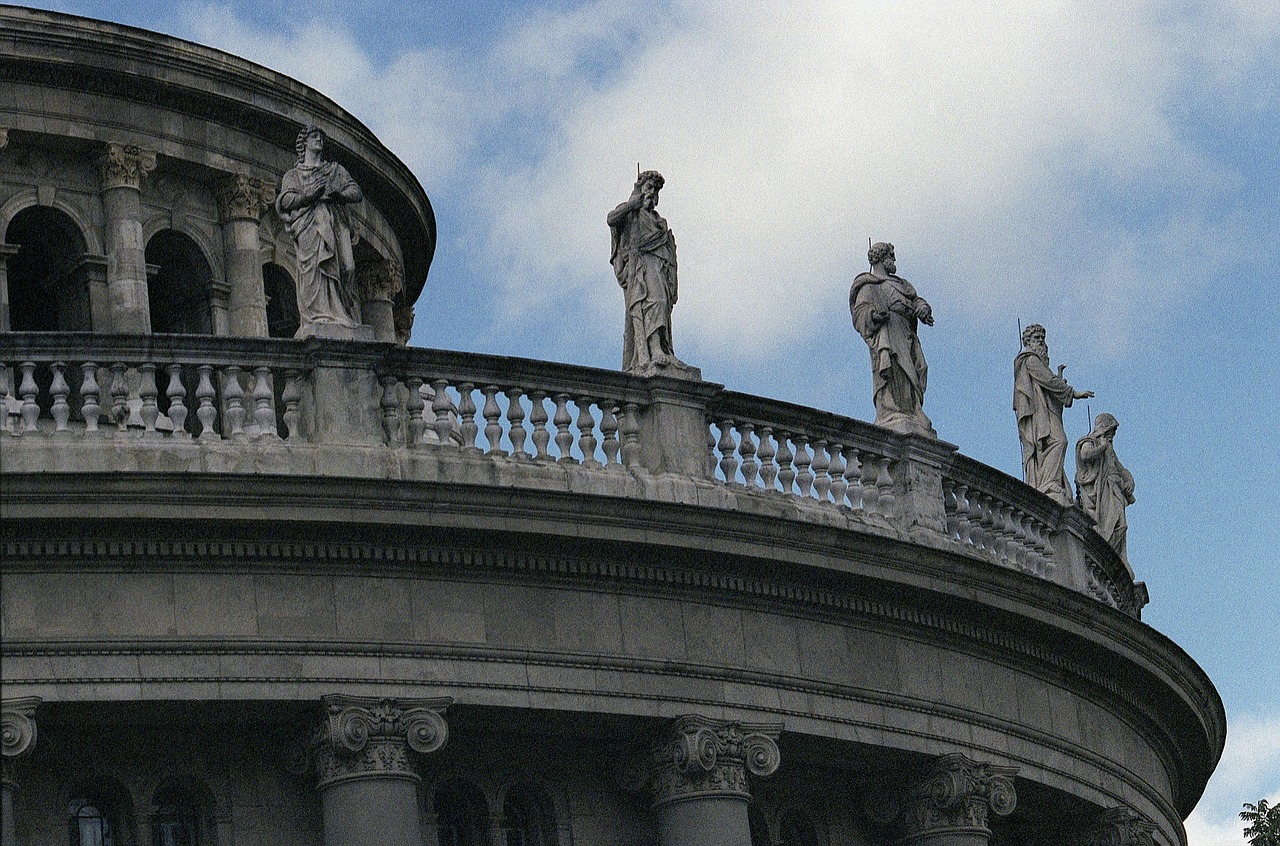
[1077,807,1158,846]
[634,715,782,807]
[216,173,275,222]
[312,694,450,789]
[96,142,157,191]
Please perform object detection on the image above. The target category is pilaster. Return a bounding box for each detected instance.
[1,697,40,846]
[96,142,157,334]
[217,174,274,337]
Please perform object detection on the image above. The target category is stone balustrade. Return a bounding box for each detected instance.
[0,331,1145,617]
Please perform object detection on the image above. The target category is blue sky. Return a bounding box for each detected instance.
[26,1,1280,842]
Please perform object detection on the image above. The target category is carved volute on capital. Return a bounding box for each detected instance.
[358,259,404,303]
[96,142,157,191]
[1076,807,1158,846]
[629,715,782,808]
[217,173,276,222]
[311,694,451,790]
[1,697,41,785]
[872,753,1018,844]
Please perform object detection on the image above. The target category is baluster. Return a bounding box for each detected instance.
[619,402,641,467]
[482,385,504,455]
[845,447,863,511]
[812,439,831,502]
[80,362,102,435]
[1029,518,1053,573]
[431,379,454,447]
[195,364,218,439]
[953,484,972,546]
[758,426,778,491]
[507,387,529,459]
[576,396,599,467]
[223,365,245,439]
[0,365,12,437]
[138,362,160,436]
[529,390,550,460]
[599,403,620,467]
[110,361,129,433]
[49,361,70,433]
[457,383,480,453]
[165,364,188,437]
[976,494,996,555]
[552,393,575,463]
[829,444,848,506]
[989,502,1010,565]
[252,367,278,438]
[717,418,739,483]
[943,479,959,539]
[18,361,39,434]
[404,376,425,446]
[281,369,303,441]
[1002,507,1022,568]
[875,456,895,516]
[380,375,401,444]
[859,450,880,514]
[706,419,717,477]
[776,431,795,494]
[737,422,759,488]
[419,382,440,445]
[793,434,813,497]
[1009,509,1030,571]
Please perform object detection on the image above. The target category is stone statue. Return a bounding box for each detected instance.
[1013,324,1093,506]
[849,242,936,437]
[275,124,364,338]
[608,170,692,377]
[1075,413,1134,563]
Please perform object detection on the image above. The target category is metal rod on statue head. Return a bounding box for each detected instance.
[1018,318,1023,349]
[637,162,640,179]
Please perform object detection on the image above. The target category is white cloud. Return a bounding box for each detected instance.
[1185,713,1280,846]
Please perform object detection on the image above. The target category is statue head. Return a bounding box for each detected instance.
[868,241,895,273]
[1021,323,1047,351]
[295,124,326,164]
[635,170,664,208]
[1092,412,1119,436]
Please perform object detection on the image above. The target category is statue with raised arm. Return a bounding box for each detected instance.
[1013,323,1094,506]
[608,170,693,377]
[276,124,364,338]
[1075,413,1135,563]
[849,241,936,437]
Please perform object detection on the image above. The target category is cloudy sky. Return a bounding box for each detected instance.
[27,1,1280,842]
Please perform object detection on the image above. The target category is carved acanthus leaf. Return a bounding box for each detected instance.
[97,142,157,190]
[217,173,276,221]
[895,753,1018,842]
[358,259,404,303]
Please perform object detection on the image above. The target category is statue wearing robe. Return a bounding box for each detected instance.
[1075,413,1134,563]
[1013,325,1091,506]
[609,171,683,374]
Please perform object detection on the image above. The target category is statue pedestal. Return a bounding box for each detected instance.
[298,322,376,342]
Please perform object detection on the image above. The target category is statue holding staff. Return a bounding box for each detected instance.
[1013,323,1093,506]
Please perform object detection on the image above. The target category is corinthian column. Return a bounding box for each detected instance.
[1,697,40,846]
[632,715,782,846]
[1077,807,1158,846]
[217,174,275,337]
[892,754,1018,846]
[313,694,450,846]
[358,259,403,343]
[96,143,157,333]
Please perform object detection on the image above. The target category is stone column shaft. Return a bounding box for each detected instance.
[97,143,156,334]
[217,174,274,337]
[0,244,19,333]
[636,715,782,846]
[313,694,450,846]
[358,259,403,343]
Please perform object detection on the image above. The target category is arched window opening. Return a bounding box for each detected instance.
[263,263,299,338]
[433,779,488,846]
[146,230,213,334]
[748,804,771,846]
[778,809,819,846]
[501,784,556,846]
[151,778,213,846]
[6,205,91,331]
[69,794,128,846]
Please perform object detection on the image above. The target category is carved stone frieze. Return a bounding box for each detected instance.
[885,753,1018,844]
[1076,807,1158,846]
[217,173,276,222]
[312,694,450,789]
[96,142,157,191]
[358,259,404,303]
[637,715,782,807]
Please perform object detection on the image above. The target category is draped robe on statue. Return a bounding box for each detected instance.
[849,273,935,437]
[276,160,363,334]
[608,202,678,372]
[1075,429,1134,563]
[1013,350,1076,505]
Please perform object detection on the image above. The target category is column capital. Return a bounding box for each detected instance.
[1077,807,1158,846]
[0,128,8,149]
[358,258,404,303]
[635,715,782,808]
[393,305,415,345]
[312,694,451,790]
[1,698,40,761]
[217,173,276,222]
[96,142,157,191]
[888,753,1018,845]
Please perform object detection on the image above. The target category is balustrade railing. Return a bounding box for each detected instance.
[0,333,1142,617]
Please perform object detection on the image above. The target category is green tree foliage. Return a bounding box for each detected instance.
[1241,799,1280,846]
